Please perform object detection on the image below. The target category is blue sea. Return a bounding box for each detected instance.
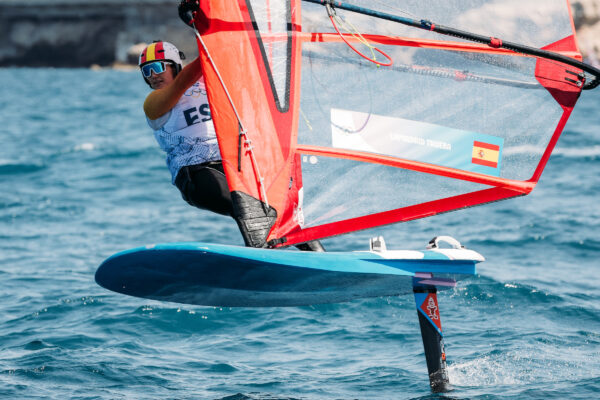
[1,68,599,399]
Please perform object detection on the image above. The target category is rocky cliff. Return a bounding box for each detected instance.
[0,0,198,67]
[573,0,600,64]
[1,0,599,67]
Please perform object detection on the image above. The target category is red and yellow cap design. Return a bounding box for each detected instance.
[138,41,183,67]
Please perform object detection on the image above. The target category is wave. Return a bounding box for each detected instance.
[73,143,96,152]
[448,344,599,390]
[502,144,600,158]
[0,161,45,175]
[552,145,600,158]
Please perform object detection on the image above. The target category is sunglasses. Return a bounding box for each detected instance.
[141,61,169,78]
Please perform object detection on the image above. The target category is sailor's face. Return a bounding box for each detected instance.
[148,64,175,90]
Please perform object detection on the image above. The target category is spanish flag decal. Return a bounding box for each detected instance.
[140,42,164,64]
[472,141,500,168]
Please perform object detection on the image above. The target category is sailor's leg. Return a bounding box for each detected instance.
[175,163,234,216]
[175,163,276,248]
[413,284,451,392]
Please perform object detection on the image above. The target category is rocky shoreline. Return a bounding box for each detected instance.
[0,1,199,67]
[1,0,599,67]
[573,0,600,65]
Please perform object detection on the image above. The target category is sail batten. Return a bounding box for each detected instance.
[296,144,535,194]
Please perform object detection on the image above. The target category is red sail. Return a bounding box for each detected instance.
[196,1,304,247]
[196,0,584,247]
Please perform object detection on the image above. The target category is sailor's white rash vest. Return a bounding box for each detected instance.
[146,79,221,183]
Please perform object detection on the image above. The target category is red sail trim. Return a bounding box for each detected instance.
[256,32,580,59]
[297,32,581,58]
[530,104,575,183]
[531,35,582,183]
[297,144,535,194]
[279,187,526,247]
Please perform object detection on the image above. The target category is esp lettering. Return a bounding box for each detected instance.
[183,104,212,126]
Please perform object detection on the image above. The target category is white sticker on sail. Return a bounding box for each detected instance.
[330,108,504,176]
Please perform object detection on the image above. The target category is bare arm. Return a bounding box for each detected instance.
[143,57,204,120]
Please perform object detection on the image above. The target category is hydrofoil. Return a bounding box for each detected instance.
[96,236,481,391]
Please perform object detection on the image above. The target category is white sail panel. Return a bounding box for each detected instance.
[302,0,574,48]
[293,0,576,236]
[247,0,292,110]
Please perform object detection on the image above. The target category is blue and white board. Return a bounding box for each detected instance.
[95,238,483,307]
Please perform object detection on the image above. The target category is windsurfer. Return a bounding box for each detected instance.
[139,39,324,252]
[140,40,233,217]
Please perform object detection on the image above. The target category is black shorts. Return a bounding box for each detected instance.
[174,161,234,217]
[174,161,325,252]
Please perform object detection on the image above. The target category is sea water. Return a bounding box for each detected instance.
[1,68,599,399]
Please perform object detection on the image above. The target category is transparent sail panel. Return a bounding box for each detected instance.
[247,0,291,110]
[299,155,491,227]
[302,0,574,48]
[299,42,564,181]
[295,0,575,233]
